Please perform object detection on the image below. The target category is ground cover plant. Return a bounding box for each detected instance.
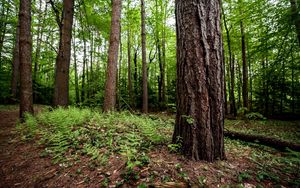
[12,107,300,187]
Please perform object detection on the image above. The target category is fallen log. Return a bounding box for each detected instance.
[224,131,300,152]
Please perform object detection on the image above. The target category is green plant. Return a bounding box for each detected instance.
[245,112,266,120]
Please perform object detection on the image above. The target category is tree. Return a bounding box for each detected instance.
[103,0,122,112]
[51,0,74,107]
[172,0,225,162]
[290,0,300,45]
[141,0,148,113]
[19,0,33,119]
[11,22,20,101]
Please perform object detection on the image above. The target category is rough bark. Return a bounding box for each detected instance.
[19,0,33,119]
[53,0,74,107]
[173,0,225,162]
[11,22,20,101]
[290,0,300,45]
[225,131,300,152]
[103,0,122,112]
[141,0,148,113]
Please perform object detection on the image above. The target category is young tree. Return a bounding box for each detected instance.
[19,0,33,119]
[103,0,122,112]
[172,0,225,162]
[51,0,74,107]
[290,0,300,45]
[11,22,20,101]
[141,0,148,113]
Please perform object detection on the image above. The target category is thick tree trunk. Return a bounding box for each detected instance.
[173,0,225,162]
[53,0,74,107]
[11,22,20,101]
[290,0,300,45]
[103,0,122,112]
[19,0,33,119]
[141,0,148,113]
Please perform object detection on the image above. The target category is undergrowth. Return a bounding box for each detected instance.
[18,107,173,168]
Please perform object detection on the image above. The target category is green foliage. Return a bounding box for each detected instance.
[21,107,173,168]
[245,112,266,120]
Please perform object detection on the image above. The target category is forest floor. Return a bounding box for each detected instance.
[0,106,299,188]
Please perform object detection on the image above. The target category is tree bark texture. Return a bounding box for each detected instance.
[103,0,121,112]
[19,0,33,119]
[11,22,20,101]
[173,0,225,162]
[141,0,148,113]
[53,0,74,107]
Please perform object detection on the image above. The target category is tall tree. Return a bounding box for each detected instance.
[51,0,74,107]
[290,0,300,45]
[239,0,248,109]
[127,1,133,107]
[11,22,20,101]
[173,0,225,162]
[103,0,122,112]
[19,0,33,119]
[141,0,148,113]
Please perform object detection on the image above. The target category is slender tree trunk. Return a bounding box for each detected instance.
[134,48,138,106]
[72,23,79,103]
[222,8,236,116]
[11,22,20,101]
[127,5,133,107]
[33,0,43,84]
[0,7,8,61]
[290,0,300,45]
[173,0,225,162]
[89,31,94,97]
[239,0,248,110]
[81,39,86,103]
[103,0,122,112]
[53,0,74,107]
[19,0,33,119]
[141,0,148,113]
[237,62,242,109]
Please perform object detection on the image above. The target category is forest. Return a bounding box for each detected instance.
[0,0,299,187]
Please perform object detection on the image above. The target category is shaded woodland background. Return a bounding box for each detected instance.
[0,0,299,118]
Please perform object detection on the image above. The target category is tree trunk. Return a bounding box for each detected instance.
[173,0,225,162]
[11,22,20,101]
[127,2,133,107]
[103,0,122,112]
[141,0,148,113]
[290,0,300,45]
[72,23,80,104]
[239,0,248,110]
[19,0,33,119]
[222,8,236,116]
[53,0,74,107]
[134,48,138,107]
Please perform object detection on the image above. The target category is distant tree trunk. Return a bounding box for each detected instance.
[81,39,86,103]
[237,62,242,109]
[11,22,20,101]
[290,0,300,45]
[239,0,248,110]
[89,31,94,97]
[33,0,43,85]
[0,7,8,61]
[134,48,138,106]
[127,8,133,107]
[173,0,225,162]
[117,24,123,109]
[222,8,236,116]
[72,23,80,104]
[19,0,33,119]
[103,0,122,112]
[141,0,148,113]
[53,0,74,107]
